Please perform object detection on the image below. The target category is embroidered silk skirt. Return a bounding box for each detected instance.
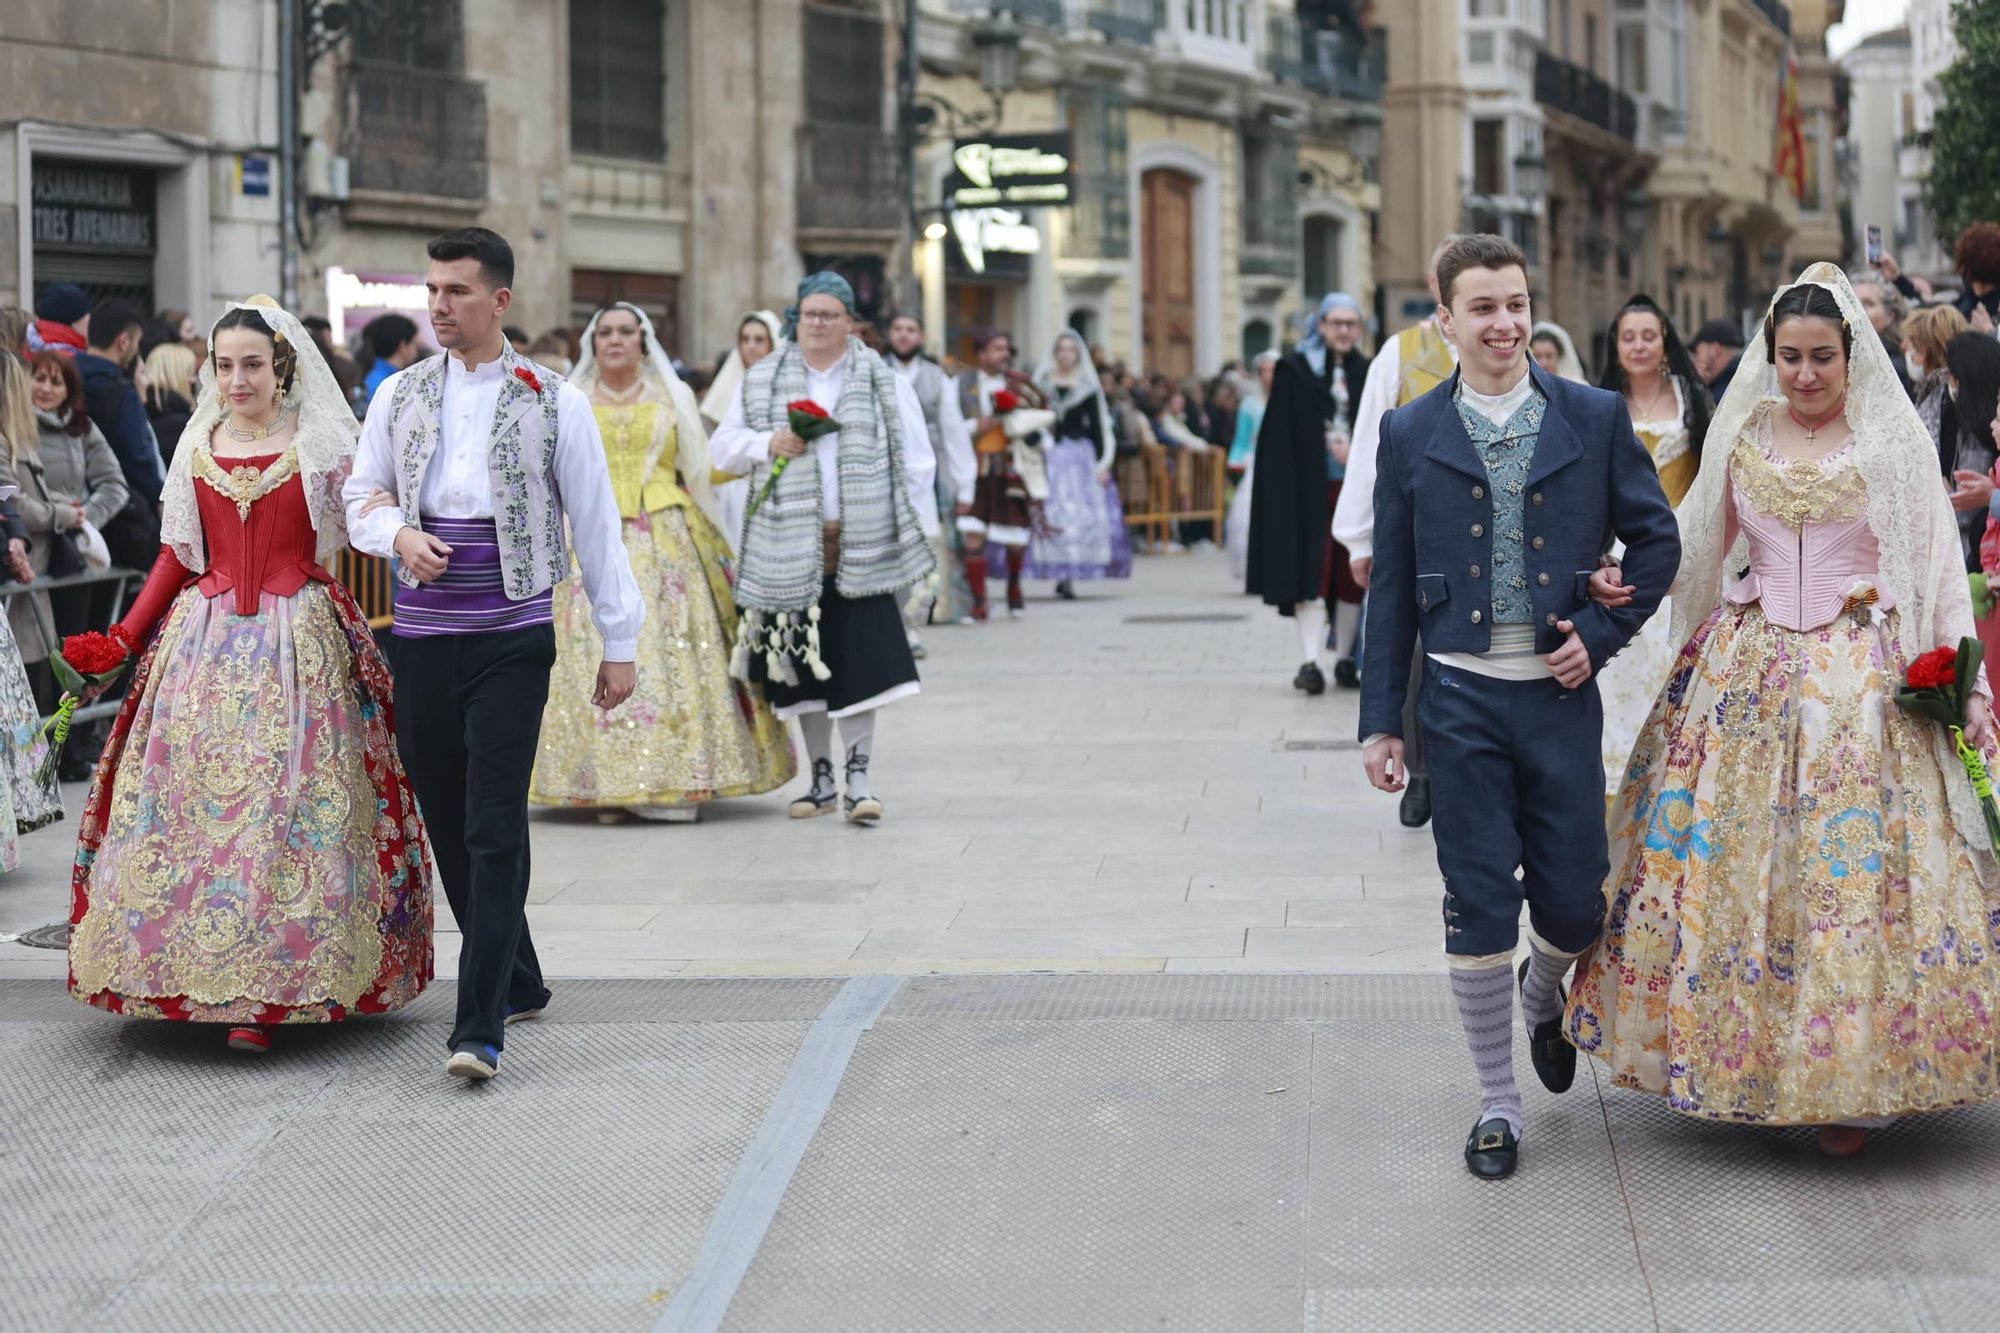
[1006,436,1131,581]
[531,505,795,808]
[0,604,58,847]
[68,582,433,1022]
[1566,601,2000,1124]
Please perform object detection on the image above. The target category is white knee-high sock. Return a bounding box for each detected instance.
[838,710,876,801]
[1295,602,1329,667]
[797,713,836,798]
[1333,599,1362,659]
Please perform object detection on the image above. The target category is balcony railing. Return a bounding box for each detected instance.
[1067,176,1131,260]
[1088,0,1160,45]
[346,59,488,199]
[796,124,903,233]
[1265,16,1385,101]
[1748,0,1792,38]
[1158,0,1258,76]
[1533,51,1638,143]
[947,0,1066,23]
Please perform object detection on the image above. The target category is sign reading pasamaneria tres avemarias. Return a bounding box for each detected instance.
[944,133,1075,209]
[32,160,156,256]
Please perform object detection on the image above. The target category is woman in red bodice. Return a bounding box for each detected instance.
[66,299,432,1052]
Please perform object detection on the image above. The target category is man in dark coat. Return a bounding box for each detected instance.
[1246,292,1371,694]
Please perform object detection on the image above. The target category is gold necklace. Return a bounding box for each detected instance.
[194,445,301,521]
[600,376,644,404]
[222,403,292,443]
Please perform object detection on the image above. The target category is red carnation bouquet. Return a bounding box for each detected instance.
[746,399,841,523]
[35,629,133,786]
[1896,636,2000,850]
[992,389,1021,414]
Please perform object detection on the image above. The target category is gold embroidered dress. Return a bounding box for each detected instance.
[68,445,433,1022]
[530,401,794,809]
[1566,403,2000,1123]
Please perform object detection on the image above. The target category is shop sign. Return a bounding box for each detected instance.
[31,160,156,255]
[327,266,438,347]
[949,208,1040,276]
[945,133,1074,209]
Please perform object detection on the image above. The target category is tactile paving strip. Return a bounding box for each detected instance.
[884,971,1456,1024]
[721,1016,1316,1330]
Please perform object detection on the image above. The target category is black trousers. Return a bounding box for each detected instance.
[393,624,556,1052]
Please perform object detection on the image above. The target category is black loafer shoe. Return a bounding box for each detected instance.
[1333,658,1360,689]
[1398,775,1432,827]
[1464,1117,1519,1179]
[1518,958,1577,1094]
[1293,662,1326,696]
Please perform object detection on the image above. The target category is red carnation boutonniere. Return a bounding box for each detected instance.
[745,399,842,524]
[514,366,542,394]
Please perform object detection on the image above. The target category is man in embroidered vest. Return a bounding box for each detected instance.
[1333,236,1464,828]
[345,227,645,1083]
[953,329,1049,620]
[887,312,976,646]
[710,272,935,823]
[1358,234,1678,1180]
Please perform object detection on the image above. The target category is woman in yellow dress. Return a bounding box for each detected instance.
[529,303,794,820]
[1595,295,1713,795]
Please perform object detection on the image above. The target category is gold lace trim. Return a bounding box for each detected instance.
[1730,435,1868,530]
[194,446,302,522]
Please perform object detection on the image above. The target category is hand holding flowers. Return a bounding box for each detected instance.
[1897,637,2000,848]
[747,400,841,522]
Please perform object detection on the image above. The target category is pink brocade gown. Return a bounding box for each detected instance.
[1567,426,2000,1124]
[67,454,433,1023]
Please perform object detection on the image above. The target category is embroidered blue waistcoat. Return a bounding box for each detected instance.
[1452,387,1547,626]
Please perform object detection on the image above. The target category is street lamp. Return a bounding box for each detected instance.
[1512,152,1547,201]
[1618,188,1649,238]
[924,221,948,241]
[1706,222,1733,271]
[971,12,1023,98]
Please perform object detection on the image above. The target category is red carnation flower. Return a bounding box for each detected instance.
[993,389,1021,413]
[787,399,831,419]
[60,631,128,677]
[1907,646,1960,691]
[514,366,542,394]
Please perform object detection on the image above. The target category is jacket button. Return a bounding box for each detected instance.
[1470,523,1484,537]
[1538,572,1551,586]
[1546,612,1558,626]
[1471,610,1483,624]
[1532,536,1545,549]
[1469,564,1481,578]
[1472,485,1485,499]
[1532,492,1544,505]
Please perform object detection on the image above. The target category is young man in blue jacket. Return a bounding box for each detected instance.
[1358,234,1680,1179]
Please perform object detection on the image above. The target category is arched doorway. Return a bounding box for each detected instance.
[1141,168,1196,378]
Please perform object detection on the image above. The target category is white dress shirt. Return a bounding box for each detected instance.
[344,352,646,661]
[708,353,939,527]
[893,353,977,505]
[1333,323,1459,563]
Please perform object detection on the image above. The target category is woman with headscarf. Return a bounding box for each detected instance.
[1246,292,1370,694]
[529,302,794,821]
[1529,321,1587,382]
[66,297,433,1053]
[700,312,785,552]
[1009,328,1129,597]
[1593,294,1713,793]
[1569,266,2000,1157]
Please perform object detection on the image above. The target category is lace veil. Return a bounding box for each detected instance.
[159,297,358,574]
[572,302,721,529]
[1032,328,1113,467]
[1670,261,1989,830]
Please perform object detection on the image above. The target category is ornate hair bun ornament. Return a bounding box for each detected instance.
[243,294,287,341]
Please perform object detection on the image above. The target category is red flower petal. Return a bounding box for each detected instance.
[515,366,542,393]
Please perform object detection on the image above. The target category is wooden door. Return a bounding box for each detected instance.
[1141,169,1196,379]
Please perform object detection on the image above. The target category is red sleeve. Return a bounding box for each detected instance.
[115,545,195,647]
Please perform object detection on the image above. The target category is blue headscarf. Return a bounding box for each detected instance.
[1298,292,1364,376]
[782,270,858,340]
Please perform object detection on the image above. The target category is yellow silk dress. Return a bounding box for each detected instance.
[1599,379,1700,795]
[530,402,794,811]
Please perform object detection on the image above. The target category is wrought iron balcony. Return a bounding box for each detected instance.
[796,124,903,234]
[1265,16,1385,102]
[345,59,488,200]
[947,0,1067,24]
[1532,51,1638,144]
[1748,0,1792,38]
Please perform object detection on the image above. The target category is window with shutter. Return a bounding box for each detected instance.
[571,0,668,160]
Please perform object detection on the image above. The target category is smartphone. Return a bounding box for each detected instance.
[1866,224,1884,265]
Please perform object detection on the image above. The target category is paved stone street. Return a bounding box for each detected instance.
[6,554,2000,1332]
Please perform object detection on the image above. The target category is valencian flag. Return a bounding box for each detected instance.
[1775,45,1806,201]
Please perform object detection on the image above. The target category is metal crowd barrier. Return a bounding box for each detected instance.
[0,565,143,728]
[1117,445,1228,553]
